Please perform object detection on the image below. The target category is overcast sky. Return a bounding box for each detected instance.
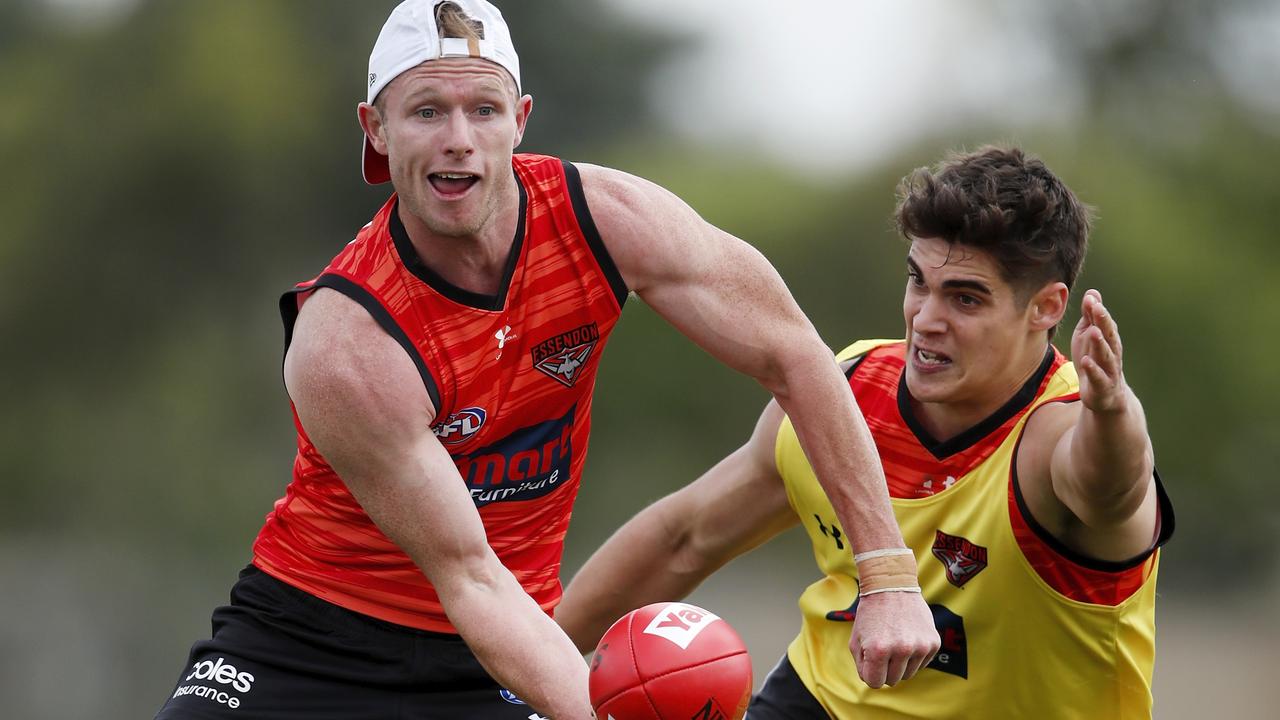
[40,0,1280,175]
[609,0,1079,174]
[610,0,1280,174]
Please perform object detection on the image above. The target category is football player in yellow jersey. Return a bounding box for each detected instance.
[557,146,1172,719]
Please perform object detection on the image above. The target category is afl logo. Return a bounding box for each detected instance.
[432,407,487,445]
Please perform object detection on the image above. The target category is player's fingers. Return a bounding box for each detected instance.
[883,650,911,687]
[858,642,890,689]
[900,652,926,683]
[906,631,940,680]
[850,634,867,684]
[1088,327,1119,378]
[1096,305,1123,363]
[1079,354,1102,385]
[1081,290,1101,325]
[1074,305,1091,336]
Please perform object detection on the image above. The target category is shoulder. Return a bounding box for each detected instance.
[571,163,717,288]
[574,162,696,235]
[1020,399,1082,470]
[285,288,436,429]
[573,162,673,205]
[1014,396,1083,532]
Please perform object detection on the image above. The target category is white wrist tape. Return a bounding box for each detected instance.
[854,547,915,563]
[859,586,923,598]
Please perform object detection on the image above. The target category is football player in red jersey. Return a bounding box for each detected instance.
[154,2,935,719]
[556,146,1173,719]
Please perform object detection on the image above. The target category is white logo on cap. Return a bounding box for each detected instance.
[642,603,720,650]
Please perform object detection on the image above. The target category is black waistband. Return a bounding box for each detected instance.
[235,565,463,641]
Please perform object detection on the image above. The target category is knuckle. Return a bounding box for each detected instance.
[862,643,891,661]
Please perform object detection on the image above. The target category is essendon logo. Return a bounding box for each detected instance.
[531,323,599,387]
[932,530,988,587]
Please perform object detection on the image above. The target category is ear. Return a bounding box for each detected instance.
[511,94,533,149]
[1028,281,1069,333]
[357,102,389,155]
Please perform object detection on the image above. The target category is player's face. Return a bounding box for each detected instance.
[373,59,530,238]
[902,237,1049,422]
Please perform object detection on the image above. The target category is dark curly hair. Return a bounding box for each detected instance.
[894,146,1092,303]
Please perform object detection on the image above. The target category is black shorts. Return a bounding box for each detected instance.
[747,655,831,720]
[154,566,545,720]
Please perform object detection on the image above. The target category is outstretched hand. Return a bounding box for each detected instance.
[850,591,940,688]
[1071,289,1130,414]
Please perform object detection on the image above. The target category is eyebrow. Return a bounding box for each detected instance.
[906,256,993,295]
[400,79,511,106]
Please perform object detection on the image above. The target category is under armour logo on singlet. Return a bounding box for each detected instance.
[494,325,516,359]
[495,325,514,348]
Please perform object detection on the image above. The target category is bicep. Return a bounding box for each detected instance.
[580,164,823,383]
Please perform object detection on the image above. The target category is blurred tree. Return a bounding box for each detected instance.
[0,0,682,544]
[1012,0,1280,135]
[2,2,1279,718]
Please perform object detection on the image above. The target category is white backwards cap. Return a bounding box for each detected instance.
[362,0,521,184]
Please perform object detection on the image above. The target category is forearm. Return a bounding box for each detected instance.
[558,497,713,654]
[1068,389,1154,505]
[770,351,903,551]
[442,559,593,719]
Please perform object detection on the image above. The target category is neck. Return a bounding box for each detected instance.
[397,175,521,297]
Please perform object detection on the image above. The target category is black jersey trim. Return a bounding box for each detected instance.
[279,285,306,352]
[899,345,1056,460]
[842,353,870,379]
[561,160,629,310]
[388,179,528,312]
[1011,410,1175,571]
[279,274,441,414]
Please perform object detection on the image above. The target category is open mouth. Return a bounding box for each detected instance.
[428,172,479,196]
[914,347,952,367]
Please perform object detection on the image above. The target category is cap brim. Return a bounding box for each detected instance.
[362,136,391,185]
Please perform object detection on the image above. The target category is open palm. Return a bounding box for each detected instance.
[1070,289,1129,413]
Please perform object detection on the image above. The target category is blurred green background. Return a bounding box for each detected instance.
[2,0,1277,717]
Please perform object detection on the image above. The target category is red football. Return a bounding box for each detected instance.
[588,602,752,720]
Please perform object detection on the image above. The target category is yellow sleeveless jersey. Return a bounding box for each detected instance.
[777,339,1171,719]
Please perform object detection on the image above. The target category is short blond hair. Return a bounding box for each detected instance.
[435,2,484,41]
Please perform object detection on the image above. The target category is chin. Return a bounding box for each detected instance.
[418,204,483,237]
[904,367,955,403]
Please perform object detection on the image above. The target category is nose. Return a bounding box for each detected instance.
[909,293,947,335]
[442,111,475,159]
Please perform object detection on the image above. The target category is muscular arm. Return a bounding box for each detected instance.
[1019,289,1159,560]
[285,289,592,720]
[579,164,938,686]
[557,400,797,654]
[581,163,902,553]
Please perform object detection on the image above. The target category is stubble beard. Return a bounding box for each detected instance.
[400,182,494,240]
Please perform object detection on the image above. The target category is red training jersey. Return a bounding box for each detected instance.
[253,154,628,633]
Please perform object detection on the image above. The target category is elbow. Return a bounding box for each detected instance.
[1076,463,1155,528]
[655,498,726,583]
[660,510,711,579]
[755,339,835,403]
